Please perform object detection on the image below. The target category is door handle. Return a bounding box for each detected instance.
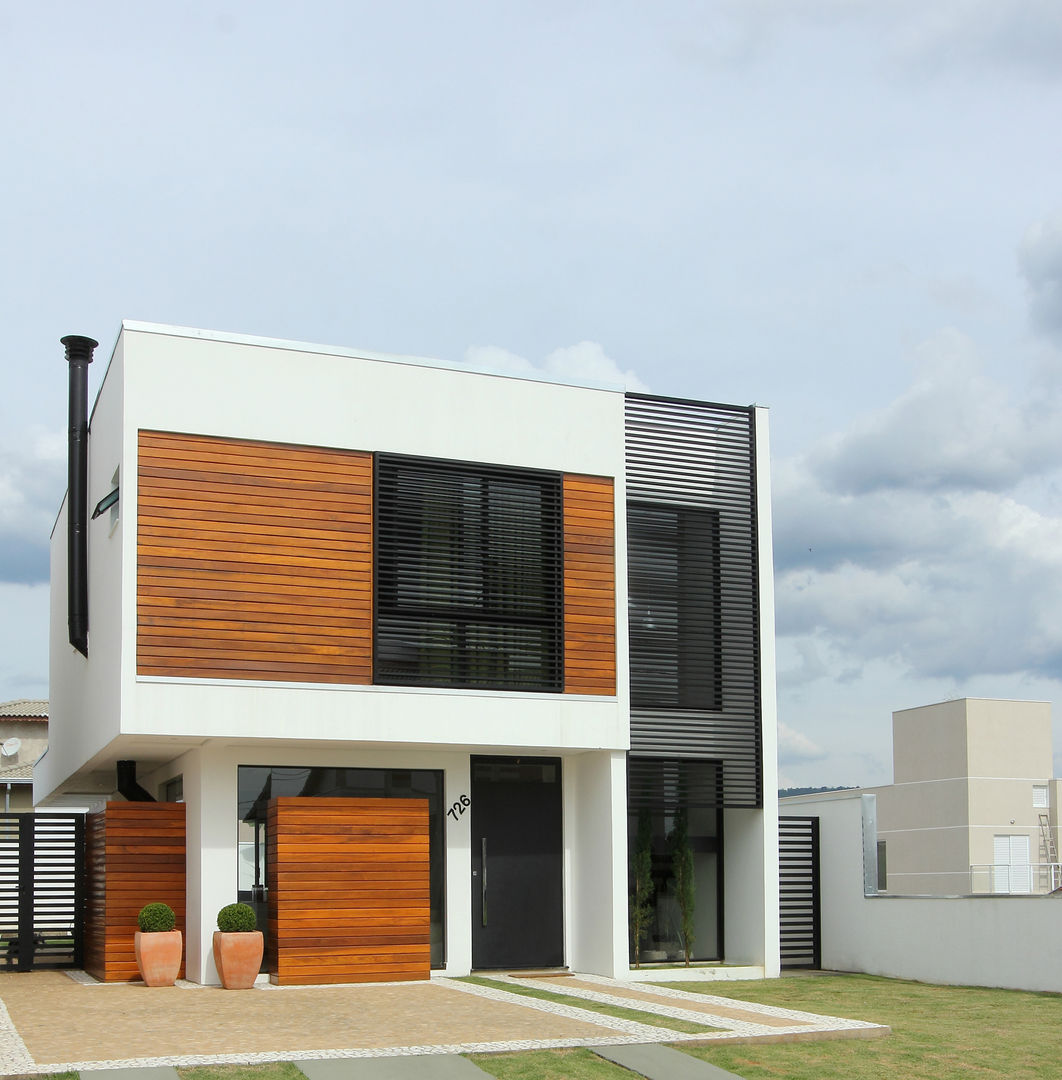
[481,836,488,927]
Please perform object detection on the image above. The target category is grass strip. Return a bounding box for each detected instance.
[460,975,720,1034]
[178,1065,306,1080]
[667,973,1062,1080]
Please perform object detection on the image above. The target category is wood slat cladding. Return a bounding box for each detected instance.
[563,474,616,695]
[137,431,373,684]
[266,797,430,985]
[83,802,186,983]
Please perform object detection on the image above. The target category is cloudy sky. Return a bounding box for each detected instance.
[3,1,1062,786]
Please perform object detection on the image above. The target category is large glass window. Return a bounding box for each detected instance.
[627,806,721,964]
[375,455,562,691]
[628,503,721,710]
[627,756,723,964]
[237,765,446,968]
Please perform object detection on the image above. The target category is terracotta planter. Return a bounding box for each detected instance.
[134,930,182,986]
[213,930,264,989]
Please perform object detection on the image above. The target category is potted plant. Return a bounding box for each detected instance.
[213,902,263,989]
[135,902,182,986]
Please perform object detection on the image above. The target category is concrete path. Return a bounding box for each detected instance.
[595,1042,746,1078]
[300,1057,490,1078]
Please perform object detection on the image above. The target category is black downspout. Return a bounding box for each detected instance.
[116,760,157,802]
[62,334,97,657]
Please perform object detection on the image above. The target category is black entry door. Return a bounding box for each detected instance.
[471,756,563,969]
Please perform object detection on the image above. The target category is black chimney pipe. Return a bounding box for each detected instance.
[62,334,98,657]
[116,760,157,802]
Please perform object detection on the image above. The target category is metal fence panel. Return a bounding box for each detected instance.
[0,813,84,971]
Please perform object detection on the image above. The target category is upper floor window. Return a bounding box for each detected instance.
[1033,784,1049,809]
[628,502,722,710]
[374,455,562,691]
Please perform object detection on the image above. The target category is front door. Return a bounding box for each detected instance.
[471,756,563,969]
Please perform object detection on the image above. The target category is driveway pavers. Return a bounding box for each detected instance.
[0,969,887,1076]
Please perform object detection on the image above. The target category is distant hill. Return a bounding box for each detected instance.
[778,785,857,798]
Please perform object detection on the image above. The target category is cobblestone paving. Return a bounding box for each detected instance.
[0,970,888,1074]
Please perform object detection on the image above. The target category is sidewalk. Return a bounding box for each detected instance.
[0,971,887,1075]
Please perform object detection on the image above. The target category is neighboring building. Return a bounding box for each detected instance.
[0,700,48,812]
[787,698,1060,897]
[37,322,778,984]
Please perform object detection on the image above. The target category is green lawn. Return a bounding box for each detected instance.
[671,974,1062,1080]
[473,973,1062,1080]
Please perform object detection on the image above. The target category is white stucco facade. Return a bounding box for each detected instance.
[39,322,778,984]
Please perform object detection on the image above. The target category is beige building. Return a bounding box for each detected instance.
[865,698,1061,896]
[0,700,49,812]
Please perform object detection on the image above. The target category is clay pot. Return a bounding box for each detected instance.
[134,930,182,986]
[213,930,264,989]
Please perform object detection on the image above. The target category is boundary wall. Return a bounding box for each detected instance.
[785,790,1062,994]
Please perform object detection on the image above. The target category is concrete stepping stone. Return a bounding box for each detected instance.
[82,1070,182,1080]
[594,1043,745,1079]
[298,1055,490,1079]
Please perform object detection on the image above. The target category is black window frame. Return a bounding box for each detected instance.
[374,453,563,692]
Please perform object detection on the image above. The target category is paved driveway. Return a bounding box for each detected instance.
[0,971,887,1074]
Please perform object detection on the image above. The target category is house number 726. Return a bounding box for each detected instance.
[447,795,471,821]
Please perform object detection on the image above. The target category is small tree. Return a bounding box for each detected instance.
[629,807,655,968]
[668,807,695,966]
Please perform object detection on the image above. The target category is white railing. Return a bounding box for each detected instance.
[969,862,1062,895]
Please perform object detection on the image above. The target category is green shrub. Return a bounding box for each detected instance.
[137,902,176,933]
[216,902,257,933]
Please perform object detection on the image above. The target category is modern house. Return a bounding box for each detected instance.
[0,700,49,813]
[36,322,778,984]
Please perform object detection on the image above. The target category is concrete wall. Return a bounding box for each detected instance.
[788,790,1062,994]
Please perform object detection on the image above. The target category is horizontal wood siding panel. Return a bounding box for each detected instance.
[137,430,372,684]
[83,802,186,983]
[563,474,616,695]
[266,797,430,985]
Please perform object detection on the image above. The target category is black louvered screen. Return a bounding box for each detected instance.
[779,815,821,969]
[374,454,563,691]
[0,813,84,971]
[627,756,721,811]
[625,394,763,808]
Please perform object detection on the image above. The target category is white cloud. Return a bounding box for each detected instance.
[0,428,65,585]
[463,341,648,392]
[774,326,1062,692]
[807,330,1062,496]
[778,720,827,765]
[1020,216,1062,342]
[0,583,50,702]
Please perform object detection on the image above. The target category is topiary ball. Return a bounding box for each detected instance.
[216,902,257,933]
[138,902,176,933]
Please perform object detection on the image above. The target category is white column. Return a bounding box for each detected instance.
[566,749,629,977]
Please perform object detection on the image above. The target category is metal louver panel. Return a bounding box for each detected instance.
[779,815,821,969]
[375,454,563,692]
[625,394,762,807]
[0,813,84,971]
[627,756,721,811]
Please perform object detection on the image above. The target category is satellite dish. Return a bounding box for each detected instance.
[1,738,21,757]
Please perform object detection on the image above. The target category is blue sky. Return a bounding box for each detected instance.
[3,1,1062,785]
